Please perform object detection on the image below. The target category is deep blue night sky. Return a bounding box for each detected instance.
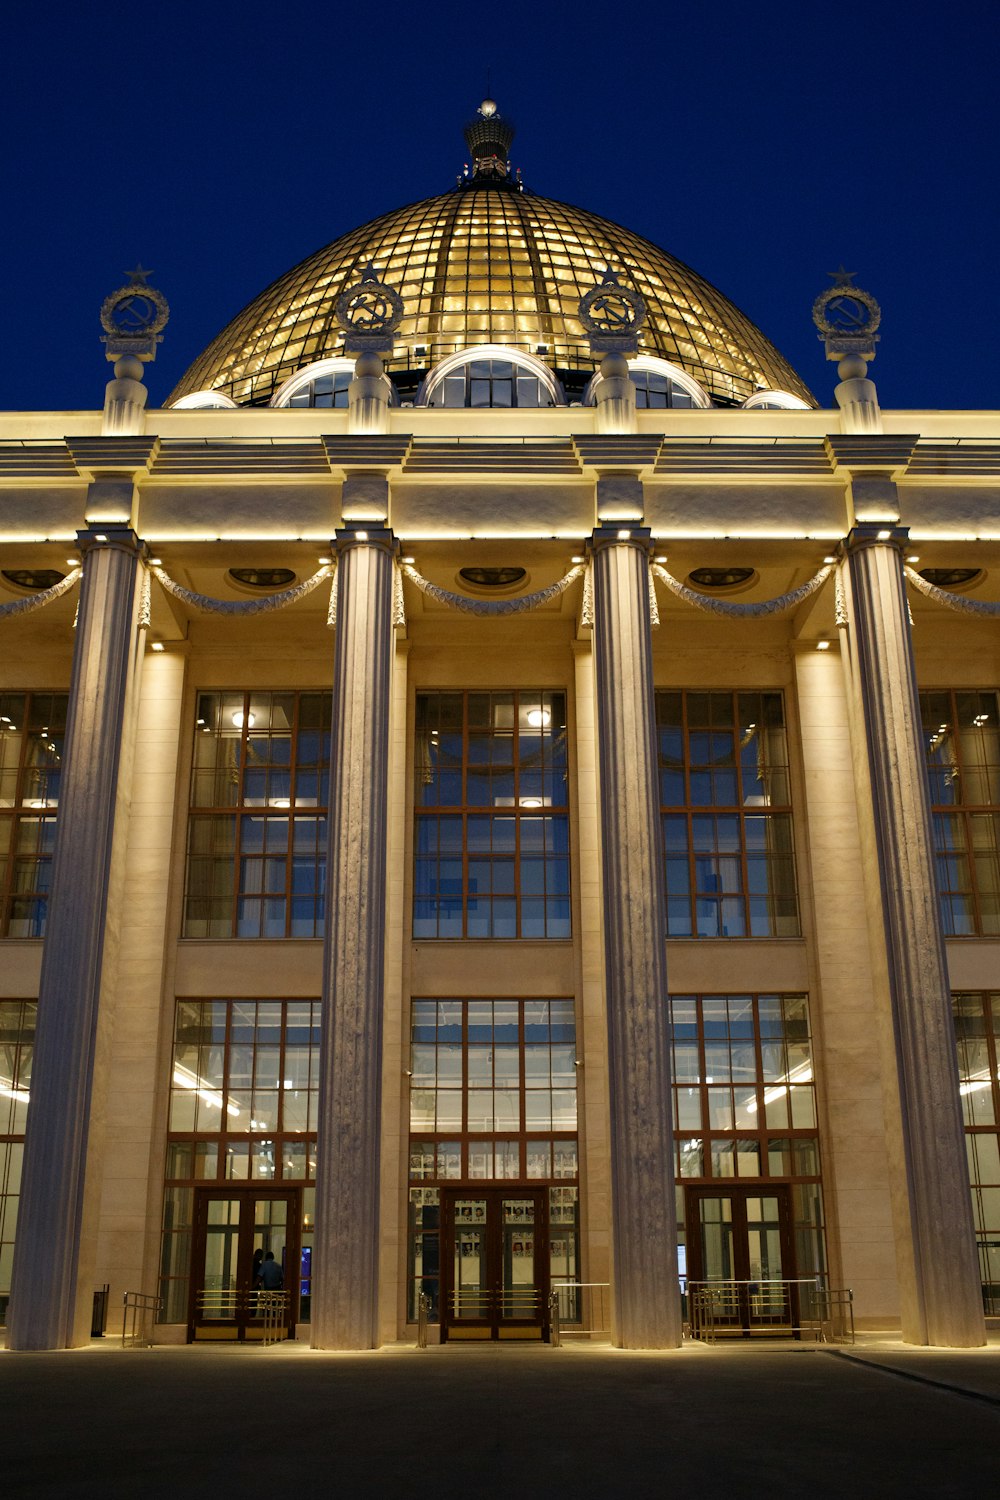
[3,0,997,412]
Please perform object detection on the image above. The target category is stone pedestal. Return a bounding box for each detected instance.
[312,527,397,1349]
[589,526,680,1348]
[348,354,391,435]
[594,353,637,435]
[839,525,985,1346]
[7,527,146,1349]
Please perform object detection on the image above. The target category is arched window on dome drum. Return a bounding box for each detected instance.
[420,349,561,410]
[585,357,712,411]
[286,371,351,409]
[631,369,697,409]
[428,359,554,410]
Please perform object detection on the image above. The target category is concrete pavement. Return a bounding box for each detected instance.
[2,1336,999,1498]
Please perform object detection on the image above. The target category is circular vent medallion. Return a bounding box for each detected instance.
[918,567,983,590]
[1,568,66,591]
[458,567,527,588]
[687,566,757,592]
[228,567,297,590]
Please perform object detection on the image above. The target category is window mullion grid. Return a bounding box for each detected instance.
[5,694,30,936]
[683,695,697,935]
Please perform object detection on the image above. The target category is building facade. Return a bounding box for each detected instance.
[0,105,995,1350]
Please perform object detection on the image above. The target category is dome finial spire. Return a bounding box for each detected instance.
[463,97,515,182]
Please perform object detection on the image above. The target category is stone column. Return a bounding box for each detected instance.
[839,524,985,1346]
[7,526,146,1349]
[589,525,680,1348]
[312,526,397,1349]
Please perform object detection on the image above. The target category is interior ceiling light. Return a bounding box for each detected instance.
[232,710,256,729]
[526,708,551,728]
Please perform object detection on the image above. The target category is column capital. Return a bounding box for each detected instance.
[842,523,909,556]
[587,524,652,556]
[332,524,399,559]
[75,525,147,562]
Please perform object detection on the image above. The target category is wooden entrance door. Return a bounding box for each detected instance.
[189,1187,300,1341]
[440,1187,550,1342]
[685,1185,796,1335]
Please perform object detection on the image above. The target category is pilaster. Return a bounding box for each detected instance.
[7,525,147,1349]
[588,525,680,1347]
[839,524,985,1346]
[312,525,398,1348]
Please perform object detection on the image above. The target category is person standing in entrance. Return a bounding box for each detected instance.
[260,1251,284,1290]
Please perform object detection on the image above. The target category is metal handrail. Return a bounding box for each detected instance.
[550,1280,610,1342]
[417,1291,431,1348]
[687,1278,854,1344]
[258,1291,289,1346]
[192,1286,291,1343]
[122,1291,162,1349]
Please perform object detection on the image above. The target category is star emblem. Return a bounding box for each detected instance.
[125,263,154,286]
[826,265,856,286]
[359,262,382,284]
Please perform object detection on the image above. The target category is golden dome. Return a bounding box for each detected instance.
[170,174,812,409]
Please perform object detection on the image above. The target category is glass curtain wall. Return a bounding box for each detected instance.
[408,998,579,1320]
[413,691,570,939]
[0,1000,34,1324]
[184,691,330,938]
[160,999,319,1322]
[953,991,1000,1311]
[656,691,799,938]
[668,993,826,1280]
[0,694,67,936]
[922,691,1000,935]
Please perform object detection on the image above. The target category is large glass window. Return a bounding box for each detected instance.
[184,692,330,938]
[656,691,799,938]
[922,691,1000,936]
[286,371,351,407]
[668,993,825,1278]
[407,997,579,1320]
[0,694,67,937]
[0,999,34,1325]
[413,691,570,939]
[426,358,555,409]
[630,369,696,408]
[160,998,319,1321]
[953,991,1000,1312]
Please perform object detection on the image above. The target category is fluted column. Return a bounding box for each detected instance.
[312,526,397,1348]
[589,526,680,1348]
[8,526,146,1349]
[840,525,985,1346]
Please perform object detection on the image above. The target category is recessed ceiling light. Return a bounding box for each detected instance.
[526,708,551,728]
[232,710,256,728]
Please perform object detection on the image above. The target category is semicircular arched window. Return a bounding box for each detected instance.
[420,347,561,409]
[585,356,711,410]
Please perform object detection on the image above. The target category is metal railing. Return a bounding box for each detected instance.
[549,1282,611,1345]
[122,1291,162,1349]
[192,1287,291,1343]
[258,1291,289,1346]
[687,1279,854,1344]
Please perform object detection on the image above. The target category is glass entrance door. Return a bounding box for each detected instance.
[189,1188,299,1341]
[440,1187,549,1341]
[686,1186,795,1335]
